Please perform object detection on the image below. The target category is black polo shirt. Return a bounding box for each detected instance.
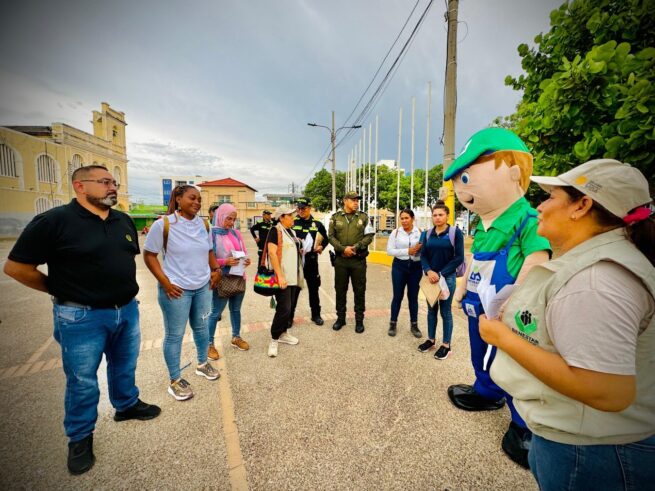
[9,199,140,308]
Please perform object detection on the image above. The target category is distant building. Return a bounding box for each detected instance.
[198,177,270,229]
[262,192,302,207]
[0,102,129,237]
[160,175,213,206]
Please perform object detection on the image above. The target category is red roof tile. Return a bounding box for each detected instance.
[197,177,257,192]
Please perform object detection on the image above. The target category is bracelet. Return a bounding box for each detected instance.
[211,267,220,272]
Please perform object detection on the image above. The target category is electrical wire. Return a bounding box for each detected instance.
[334,0,435,151]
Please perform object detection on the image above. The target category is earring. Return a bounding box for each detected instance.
[571,215,576,220]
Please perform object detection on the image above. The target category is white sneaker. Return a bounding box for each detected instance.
[268,340,278,357]
[278,332,299,345]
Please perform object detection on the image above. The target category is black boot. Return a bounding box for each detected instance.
[311,312,324,326]
[388,321,397,337]
[447,384,506,411]
[332,317,346,331]
[68,434,95,475]
[355,317,365,334]
[410,321,422,338]
[502,422,532,469]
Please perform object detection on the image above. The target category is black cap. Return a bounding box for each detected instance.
[262,209,272,215]
[295,197,312,208]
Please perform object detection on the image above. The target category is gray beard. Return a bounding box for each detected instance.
[88,194,117,210]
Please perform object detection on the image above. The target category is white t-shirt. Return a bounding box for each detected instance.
[144,213,212,290]
[546,260,655,375]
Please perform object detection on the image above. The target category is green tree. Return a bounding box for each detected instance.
[303,168,346,212]
[502,0,655,183]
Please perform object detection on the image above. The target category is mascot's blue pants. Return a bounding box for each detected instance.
[464,290,526,428]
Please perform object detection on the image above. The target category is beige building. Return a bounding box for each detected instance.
[198,177,272,229]
[0,103,129,237]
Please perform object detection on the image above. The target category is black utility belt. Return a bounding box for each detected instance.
[52,297,130,310]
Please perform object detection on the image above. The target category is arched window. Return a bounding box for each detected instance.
[0,144,18,178]
[35,197,51,214]
[53,198,64,208]
[71,154,83,171]
[37,155,57,183]
[113,166,122,187]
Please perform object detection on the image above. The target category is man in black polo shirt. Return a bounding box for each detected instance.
[289,197,328,326]
[4,165,160,475]
[250,209,273,263]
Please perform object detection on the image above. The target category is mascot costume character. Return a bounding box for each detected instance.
[444,127,551,468]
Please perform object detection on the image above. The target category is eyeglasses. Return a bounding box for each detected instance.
[79,178,120,189]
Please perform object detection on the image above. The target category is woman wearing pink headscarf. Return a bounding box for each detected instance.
[207,203,252,359]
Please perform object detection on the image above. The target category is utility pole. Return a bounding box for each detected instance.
[396,106,403,224]
[410,96,416,210]
[442,0,458,224]
[330,110,336,212]
[307,113,360,212]
[425,81,432,230]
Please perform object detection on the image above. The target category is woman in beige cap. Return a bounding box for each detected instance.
[266,204,304,357]
[479,159,654,489]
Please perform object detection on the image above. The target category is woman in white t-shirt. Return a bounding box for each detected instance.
[144,185,221,401]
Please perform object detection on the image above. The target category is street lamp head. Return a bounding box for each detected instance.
[307,123,317,127]
[353,125,362,129]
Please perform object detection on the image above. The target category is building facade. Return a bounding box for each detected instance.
[160,175,213,206]
[0,102,129,237]
[198,177,274,230]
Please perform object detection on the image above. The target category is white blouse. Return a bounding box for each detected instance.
[386,226,422,261]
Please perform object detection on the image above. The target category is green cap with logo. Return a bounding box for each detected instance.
[444,127,530,181]
[343,191,362,200]
[295,197,312,208]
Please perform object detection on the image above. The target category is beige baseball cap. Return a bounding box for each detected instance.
[530,159,651,219]
[273,204,295,220]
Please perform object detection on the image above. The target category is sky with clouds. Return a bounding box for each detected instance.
[1,0,563,203]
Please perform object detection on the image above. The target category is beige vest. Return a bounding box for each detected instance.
[276,224,304,288]
[491,229,655,445]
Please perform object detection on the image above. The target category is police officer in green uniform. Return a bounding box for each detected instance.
[328,191,374,333]
[289,197,328,326]
[250,210,273,263]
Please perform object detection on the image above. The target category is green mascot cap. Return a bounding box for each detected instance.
[444,127,530,181]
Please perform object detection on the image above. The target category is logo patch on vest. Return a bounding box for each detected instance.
[514,310,537,335]
[126,234,133,242]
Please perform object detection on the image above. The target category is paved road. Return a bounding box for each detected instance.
[0,234,536,490]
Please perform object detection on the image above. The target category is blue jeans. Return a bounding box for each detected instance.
[53,298,140,443]
[208,290,245,341]
[157,283,211,381]
[390,259,422,322]
[529,433,655,491]
[427,274,456,343]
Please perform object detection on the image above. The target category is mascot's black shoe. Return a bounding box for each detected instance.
[501,421,532,469]
[447,384,506,411]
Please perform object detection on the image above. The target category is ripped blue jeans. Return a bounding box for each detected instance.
[157,282,211,381]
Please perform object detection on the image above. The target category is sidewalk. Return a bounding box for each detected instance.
[0,235,536,490]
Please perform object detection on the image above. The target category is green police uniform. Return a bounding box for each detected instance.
[328,205,374,326]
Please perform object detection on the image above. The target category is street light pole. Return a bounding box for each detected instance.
[331,111,336,212]
[308,113,361,212]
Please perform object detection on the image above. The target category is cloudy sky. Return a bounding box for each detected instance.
[1,0,562,203]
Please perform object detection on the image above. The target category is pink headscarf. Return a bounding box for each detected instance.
[213,203,237,229]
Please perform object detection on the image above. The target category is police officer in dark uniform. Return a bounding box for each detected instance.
[328,191,374,333]
[250,209,273,263]
[289,197,328,326]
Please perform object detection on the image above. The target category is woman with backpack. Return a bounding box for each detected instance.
[143,185,221,401]
[418,201,465,359]
[386,208,423,338]
[207,203,252,359]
